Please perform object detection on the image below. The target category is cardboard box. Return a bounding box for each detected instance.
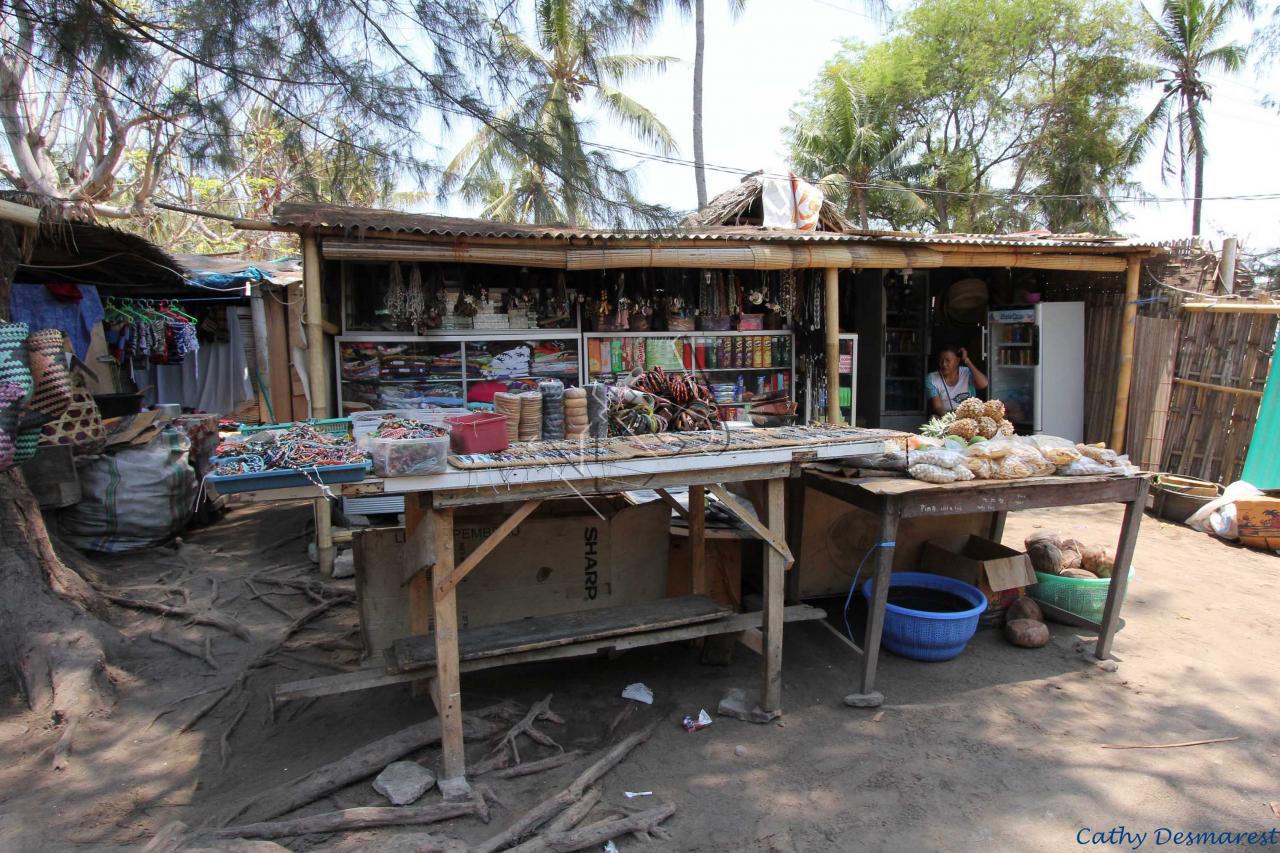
[796,486,992,598]
[355,497,671,655]
[920,535,1037,625]
[1236,497,1280,550]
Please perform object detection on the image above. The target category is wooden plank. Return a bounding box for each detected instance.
[738,627,764,655]
[761,478,787,712]
[391,595,731,673]
[429,506,464,780]
[273,605,828,702]
[401,492,435,586]
[1180,302,1280,313]
[709,484,794,569]
[688,485,706,597]
[434,499,542,598]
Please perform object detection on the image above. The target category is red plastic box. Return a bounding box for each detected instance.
[446,413,509,454]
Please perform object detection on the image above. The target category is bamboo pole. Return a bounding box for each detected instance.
[1180,302,1280,314]
[825,267,841,424]
[302,232,334,577]
[0,199,41,227]
[1111,255,1142,451]
[933,251,1126,272]
[1172,377,1264,399]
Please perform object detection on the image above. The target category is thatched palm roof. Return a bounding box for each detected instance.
[684,174,854,232]
[0,190,187,288]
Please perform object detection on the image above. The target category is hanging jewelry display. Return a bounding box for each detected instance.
[779,269,798,318]
[384,263,407,324]
[406,264,427,329]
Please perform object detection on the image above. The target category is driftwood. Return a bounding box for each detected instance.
[488,750,583,780]
[506,803,677,853]
[490,694,563,765]
[213,799,484,840]
[475,721,658,853]
[227,711,503,825]
[541,786,602,835]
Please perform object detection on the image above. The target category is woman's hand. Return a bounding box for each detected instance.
[958,347,973,366]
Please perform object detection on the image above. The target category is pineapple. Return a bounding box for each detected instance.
[976,416,999,439]
[947,417,979,440]
[999,419,1015,436]
[956,398,985,420]
[920,412,955,439]
[983,399,1006,421]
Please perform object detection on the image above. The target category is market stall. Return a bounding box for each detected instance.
[799,470,1150,707]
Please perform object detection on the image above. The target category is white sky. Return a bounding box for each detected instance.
[433,0,1280,252]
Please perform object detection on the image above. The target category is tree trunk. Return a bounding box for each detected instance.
[0,218,115,766]
[856,187,869,231]
[692,0,708,210]
[1190,114,1204,237]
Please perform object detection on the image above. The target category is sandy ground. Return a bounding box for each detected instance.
[0,500,1277,852]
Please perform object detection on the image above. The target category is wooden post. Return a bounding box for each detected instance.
[824,267,841,424]
[1095,478,1148,660]
[687,485,706,596]
[1110,255,1142,452]
[302,232,334,576]
[249,293,274,422]
[430,505,465,781]
[858,502,899,696]
[760,478,786,713]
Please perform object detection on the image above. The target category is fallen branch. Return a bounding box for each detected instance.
[541,786,602,835]
[507,802,677,853]
[149,633,217,670]
[1100,736,1239,750]
[489,750,583,780]
[475,721,658,853]
[491,694,563,765]
[226,711,503,825]
[218,694,250,773]
[213,799,484,840]
[101,590,250,640]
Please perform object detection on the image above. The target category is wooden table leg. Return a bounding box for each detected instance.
[429,505,466,782]
[760,478,786,713]
[987,510,1007,545]
[847,500,899,707]
[1095,478,1149,659]
[688,485,707,596]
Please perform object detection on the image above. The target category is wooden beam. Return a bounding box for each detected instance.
[429,505,465,780]
[933,250,1127,272]
[402,492,435,586]
[760,478,787,713]
[434,499,542,598]
[737,627,764,655]
[687,486,706,597]
[825,267,841,424]
[302,232,333,576]
[1180,302,1280,314]
[1111,255,1142,451]
[0,198,41,227]
[653,488,689,520]
[707,485,794,569]
[1172,376,1264,399]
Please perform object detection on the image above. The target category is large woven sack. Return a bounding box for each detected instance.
[60,426,194,553]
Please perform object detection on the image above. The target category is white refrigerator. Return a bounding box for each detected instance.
[985,303,1084,441]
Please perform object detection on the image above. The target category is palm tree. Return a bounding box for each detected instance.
[1126,0,1253,235]
[786,67,926,230]
[444,0,678,227]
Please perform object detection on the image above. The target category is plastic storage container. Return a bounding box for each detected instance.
[861,572,986,662]
[446,413,509,454]
[1029,567,1135,623]
[367,433,450,477]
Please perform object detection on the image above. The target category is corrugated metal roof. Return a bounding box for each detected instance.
[271,202,1162,252]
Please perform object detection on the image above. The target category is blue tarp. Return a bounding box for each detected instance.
[9,284,104,359]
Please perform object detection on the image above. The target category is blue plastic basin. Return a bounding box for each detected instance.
[862,572,986,662]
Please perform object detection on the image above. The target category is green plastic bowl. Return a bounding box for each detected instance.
[1028,567,1135,623]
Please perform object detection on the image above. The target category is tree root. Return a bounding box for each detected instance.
[488,750,583,780]
[212,796,488,840]
[99,588,250,640]
[490,694,563,765]
[148,633,218,670]
[506,802,676,853]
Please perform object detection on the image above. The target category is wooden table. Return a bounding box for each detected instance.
[799,471,1151,706]
[227,436,887,790]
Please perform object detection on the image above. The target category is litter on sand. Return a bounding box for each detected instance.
[682,709,713,732]
[621,682,654,704]
[625,791,653,798]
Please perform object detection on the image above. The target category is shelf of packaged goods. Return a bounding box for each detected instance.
[341,329,581,341]
[696,367,790,373]
[343,377,464,384]
[585,330,790,338]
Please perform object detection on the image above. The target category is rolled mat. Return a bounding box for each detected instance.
[538,379,565,440]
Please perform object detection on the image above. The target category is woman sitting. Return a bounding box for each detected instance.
[927,345,989,416]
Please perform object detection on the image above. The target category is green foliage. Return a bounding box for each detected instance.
[443,0,678,226]
[788,0,1150,233]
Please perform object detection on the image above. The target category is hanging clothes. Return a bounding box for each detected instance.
[135,306,250,414]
